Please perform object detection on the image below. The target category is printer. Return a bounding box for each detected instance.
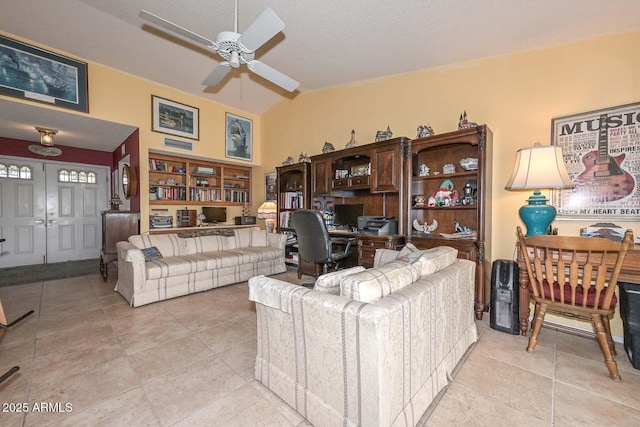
[357,216,398,235]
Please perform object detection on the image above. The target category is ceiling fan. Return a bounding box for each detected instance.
[139,1,299,92]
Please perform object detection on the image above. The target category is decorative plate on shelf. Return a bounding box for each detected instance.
[459,158,478,170]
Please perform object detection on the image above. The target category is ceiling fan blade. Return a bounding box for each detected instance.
[237,8,285,52]
[140,10,217,49]
[202,62,232,87]
[247,61,299,92]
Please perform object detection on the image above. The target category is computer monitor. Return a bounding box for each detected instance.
[333,203,363,229]
[202,206,227,223]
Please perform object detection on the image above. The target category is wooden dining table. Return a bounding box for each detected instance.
[516,244,640,336]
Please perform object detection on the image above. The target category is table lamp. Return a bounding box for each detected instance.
[257,201,277,233]
[505,143,573,236]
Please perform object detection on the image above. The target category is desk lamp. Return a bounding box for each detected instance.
[257,201,277,233]
[505,143,573,236]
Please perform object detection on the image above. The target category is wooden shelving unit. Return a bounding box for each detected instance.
[148,153,251,206]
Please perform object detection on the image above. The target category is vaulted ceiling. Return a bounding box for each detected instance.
[1,0,639,151]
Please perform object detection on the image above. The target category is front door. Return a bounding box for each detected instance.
[0,156,109,268]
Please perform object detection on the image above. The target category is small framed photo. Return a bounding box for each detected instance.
[152,95,199,140]
[0,34,88,112]
[335,169,349,179]
[351,164,370,177]
[226,113,253,161]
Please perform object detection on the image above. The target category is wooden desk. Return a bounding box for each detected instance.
[517,244,640,336]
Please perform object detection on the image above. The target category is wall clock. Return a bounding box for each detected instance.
[121,164,137,199]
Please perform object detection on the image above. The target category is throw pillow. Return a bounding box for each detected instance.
[409,246,459,276]
[373,242,419,267]
[340,261,421,303]
[313,266,366,295]
[141,246,163,262]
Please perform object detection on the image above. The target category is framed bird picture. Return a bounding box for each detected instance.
[225,113,253,161]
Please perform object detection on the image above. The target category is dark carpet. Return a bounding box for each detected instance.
[0,259,99,287]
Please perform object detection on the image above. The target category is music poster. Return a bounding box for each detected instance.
[551,102,640,220]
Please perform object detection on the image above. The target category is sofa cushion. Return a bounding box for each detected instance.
[373,242,419,267]
[129,234,182,257]
[313,266,366,295]
[181,234,227,255]
[403,246,459,275]
[340,261,421,303]
[145,254,211,279]
[231,227,261,249]
[141,246,163,262]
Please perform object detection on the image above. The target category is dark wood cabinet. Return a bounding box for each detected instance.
[100,211,139,281]
[371,143,403,193]
[405,125,492,319]
[311,158,331,196]
[358,234,405,268]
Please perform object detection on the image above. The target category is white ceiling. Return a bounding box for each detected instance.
[1,0,640,152]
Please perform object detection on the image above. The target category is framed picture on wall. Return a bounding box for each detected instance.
[551,102,640,220]
[265,172,277,201]
[151,95,199,140]
[225,112,253,161]
[0,34,88,112]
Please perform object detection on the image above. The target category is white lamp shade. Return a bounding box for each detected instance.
[505,145,573,190]
[257,201,277,218]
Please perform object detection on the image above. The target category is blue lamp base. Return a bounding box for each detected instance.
[519,190,556,237]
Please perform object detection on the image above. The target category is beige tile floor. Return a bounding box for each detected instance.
[1,268,640,426]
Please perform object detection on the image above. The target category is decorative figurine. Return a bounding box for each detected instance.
[375,126,393,142]
[416,124,435,138]
[345,129,358,148]
[458,110,478,129]
[413,218,438,234]
[414,194,426,207]
[419,163,430,176]
[427,193,437,207]
[435,179,455,206]
[454,220,472,233]
[299,152,311,163]
[282,156,294,166]
[322,141,335,153]
[443,163,456,174]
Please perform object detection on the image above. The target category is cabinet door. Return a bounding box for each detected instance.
[312,159,331,195]
[371,145,400,193]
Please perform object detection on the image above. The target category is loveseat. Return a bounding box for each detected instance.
[116,227,286,307]
[248,245,477,427]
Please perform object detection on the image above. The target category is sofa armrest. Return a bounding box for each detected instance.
[248,275,305,313]
[115,241,147,306]
[267,233,287,249]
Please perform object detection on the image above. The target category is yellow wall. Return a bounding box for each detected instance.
[0,31,261,228]
[261,30,640,337]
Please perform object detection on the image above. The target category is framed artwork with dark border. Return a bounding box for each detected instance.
[551,102,640,220]
[152,95,199,140]
[0,34,88,112]
[265,172,277,201]
[225,112,253,161]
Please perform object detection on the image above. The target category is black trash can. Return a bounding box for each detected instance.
[490,259,520,334]
[618,282,640,369]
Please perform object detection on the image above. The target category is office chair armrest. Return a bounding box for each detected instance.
[330,237,353,254]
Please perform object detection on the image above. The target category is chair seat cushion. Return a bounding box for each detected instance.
[542,279,617,308]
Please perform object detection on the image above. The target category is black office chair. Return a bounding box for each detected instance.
[292,210,353,276]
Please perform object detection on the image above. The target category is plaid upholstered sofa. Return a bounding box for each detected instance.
[248,246,477,427]
[115,227,286,307]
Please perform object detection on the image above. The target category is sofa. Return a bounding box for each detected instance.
[115,227,286,307]
[248,245,477,427]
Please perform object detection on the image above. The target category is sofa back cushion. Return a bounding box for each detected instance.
[340,261,421,303]
[181,234,229,254]
[313,266,366,295]
[231,227,268,248]
[401,246,459,275]
[129,234,182,257]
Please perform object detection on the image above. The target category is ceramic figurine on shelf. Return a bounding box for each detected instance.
[416,124,435,138]
[299,152,311,163]
[345,129,358,148]
[375,126,393,142]
[458,110,478,129]
[414,194,426,207]
[419,163,430,176]
[282,156,294,165]
[322,141,335,153]
[454,220,472,233]
[427,193,437,207]
[443,163,456,174]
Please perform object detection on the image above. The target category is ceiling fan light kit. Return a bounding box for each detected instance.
[140,2,298,92]
[35,126,57,146]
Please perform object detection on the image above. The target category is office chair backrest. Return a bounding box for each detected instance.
[292,210,332,264]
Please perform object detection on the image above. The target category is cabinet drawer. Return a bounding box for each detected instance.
[351,176,369,186]
[359,247,377,268]
[333,178,349,188]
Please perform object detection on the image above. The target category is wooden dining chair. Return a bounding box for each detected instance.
[516,226,634,381]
